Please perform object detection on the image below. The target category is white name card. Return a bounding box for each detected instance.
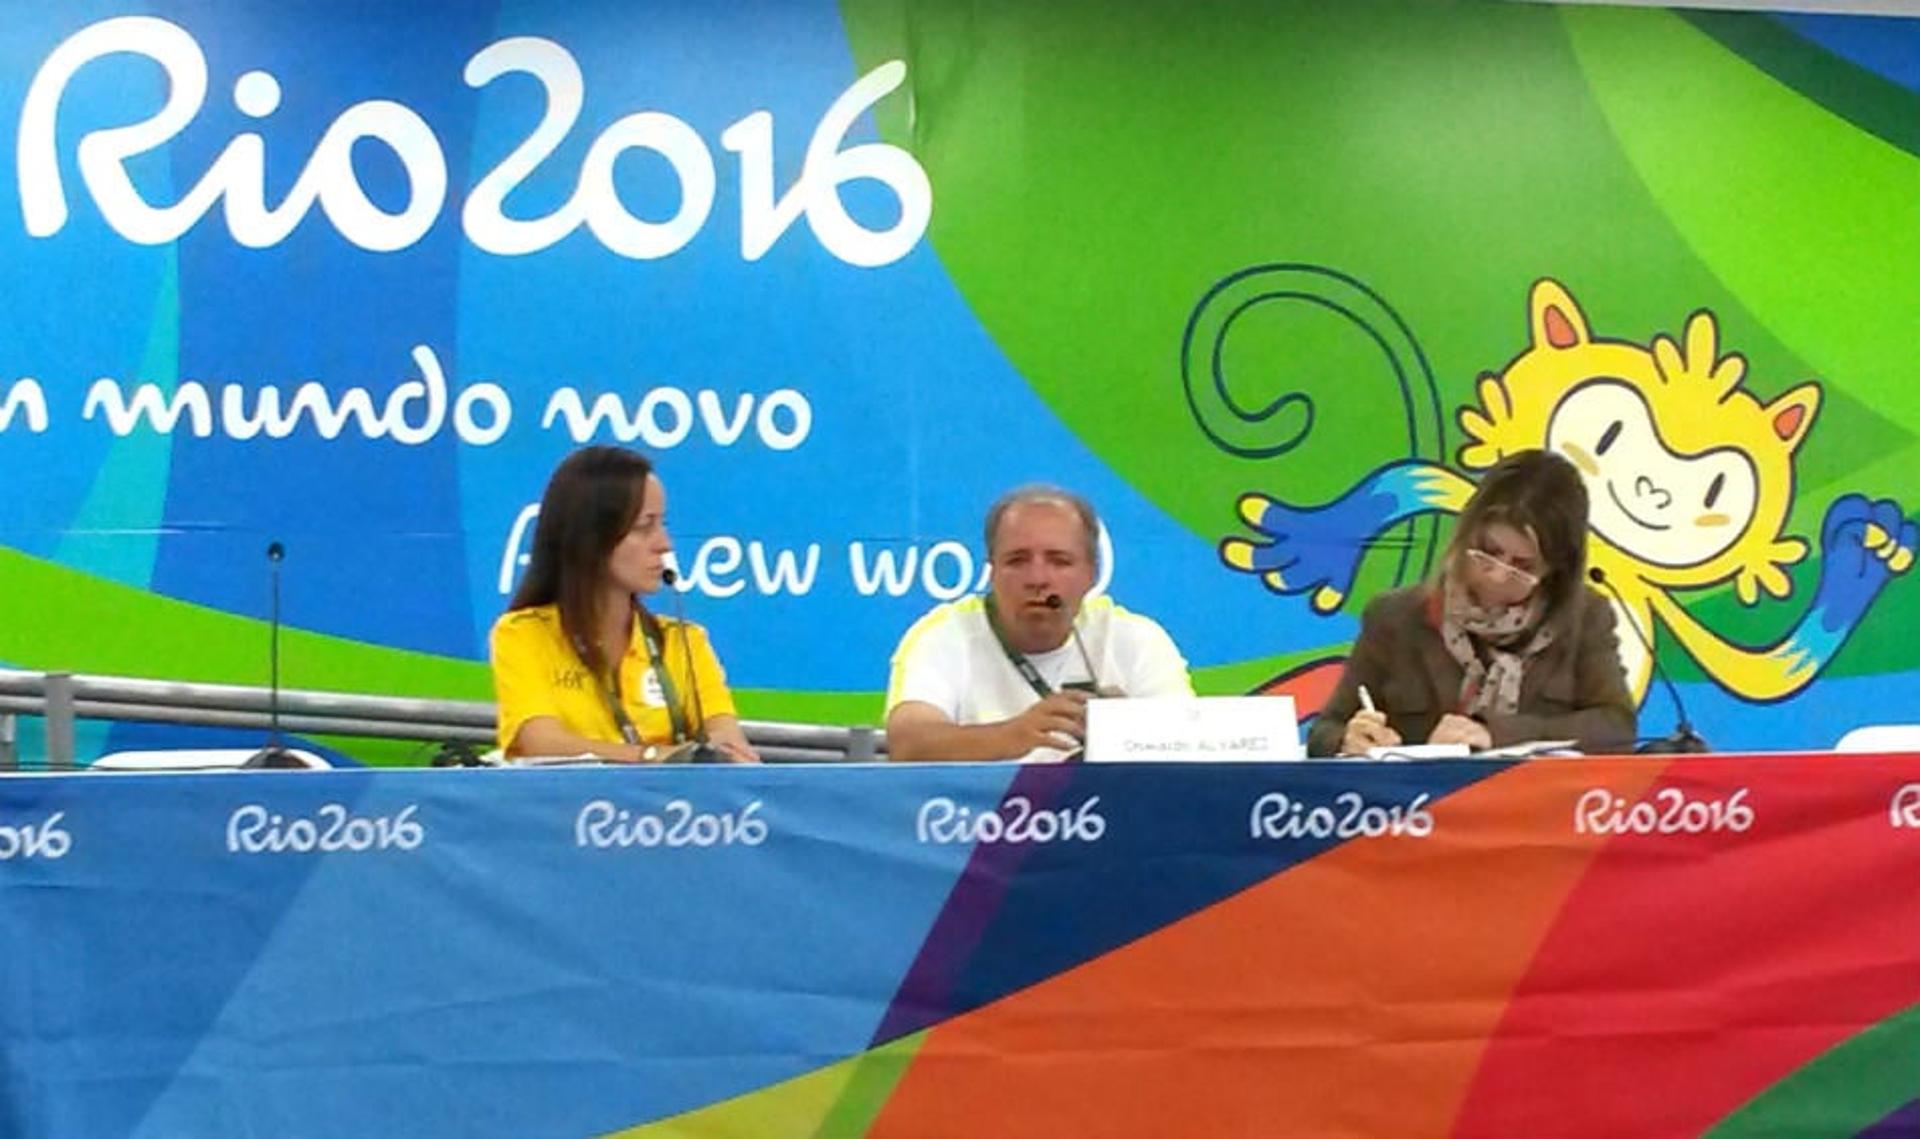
[1084,696,1303,763]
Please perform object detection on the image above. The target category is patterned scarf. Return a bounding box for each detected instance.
[1437,575,1555,719]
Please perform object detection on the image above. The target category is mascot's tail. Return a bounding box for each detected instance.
[1181,263,1446,465]
[1181,264,1449,699]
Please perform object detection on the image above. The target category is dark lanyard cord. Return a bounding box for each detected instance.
[578,607,692,745]
[984,595,1096,698]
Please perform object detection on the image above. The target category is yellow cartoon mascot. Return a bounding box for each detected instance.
[1222,279,1914,705]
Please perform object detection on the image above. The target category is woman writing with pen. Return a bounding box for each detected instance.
[1307,449,1636,757]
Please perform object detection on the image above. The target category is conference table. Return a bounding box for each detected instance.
[4,753,1917,1138]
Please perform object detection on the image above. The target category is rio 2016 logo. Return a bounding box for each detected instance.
[20,18,931,265]
[1248,791,1434,840]
[574,798,768,848]
[226,803,424,854]
[916,795,1106,845]
[1574,787,1753,836]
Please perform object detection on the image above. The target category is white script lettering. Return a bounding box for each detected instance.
[916,795,1106,845]
[22,19,929,265]
[226,802,424,854]
[1573,786,1754,836]
[574,798,768,848]
[0,811,71,860]
[0,379,49,433]
[81,345,509,445]
[540,385,810,450]
[1248,791,1434,840]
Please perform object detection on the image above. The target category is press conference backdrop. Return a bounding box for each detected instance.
[1,0,1917,760]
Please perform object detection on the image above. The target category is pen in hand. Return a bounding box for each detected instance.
[1344,683,1401,756]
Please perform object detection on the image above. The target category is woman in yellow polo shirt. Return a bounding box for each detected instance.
[490,446,759,763]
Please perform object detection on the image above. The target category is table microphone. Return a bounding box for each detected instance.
[661,569,721,763]
[1045,593,1104,695]
[243,540,305,769]
[1587,566,1708,754]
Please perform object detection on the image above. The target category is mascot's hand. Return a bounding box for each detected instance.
[1809,493,1915,627]
[1219,487,1391,614]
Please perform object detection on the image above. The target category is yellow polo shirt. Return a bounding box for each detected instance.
[489,604,737,753]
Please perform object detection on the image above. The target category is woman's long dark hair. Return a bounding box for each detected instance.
[509,446,655,678]
[1443,448,1590,619]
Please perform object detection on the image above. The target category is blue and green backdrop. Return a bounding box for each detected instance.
[1,0,1916,760]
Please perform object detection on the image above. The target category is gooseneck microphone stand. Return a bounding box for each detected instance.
[1588,567,1709,754]
[243,540,306,769]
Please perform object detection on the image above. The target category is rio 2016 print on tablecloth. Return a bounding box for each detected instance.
[4,757,1918,1136]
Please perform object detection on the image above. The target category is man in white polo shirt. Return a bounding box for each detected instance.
[885,485,1193,762]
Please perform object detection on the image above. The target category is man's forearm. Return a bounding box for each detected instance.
[887,718,1021,762]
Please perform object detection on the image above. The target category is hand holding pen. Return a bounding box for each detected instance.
[1342,684,1402,756]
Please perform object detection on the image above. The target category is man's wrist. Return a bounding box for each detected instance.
[987,719,1024,760]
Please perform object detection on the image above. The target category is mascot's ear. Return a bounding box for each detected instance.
[1529,279,1591,352]
[1764,383,1820,453]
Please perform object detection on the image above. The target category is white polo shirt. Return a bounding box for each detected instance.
[885,594,1194,762]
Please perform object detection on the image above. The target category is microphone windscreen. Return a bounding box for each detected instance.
[662,567,679,587]
[1044,594,1064,609]
[1587,566,1605,585]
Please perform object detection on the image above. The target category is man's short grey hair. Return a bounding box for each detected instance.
[983,484,1101,565]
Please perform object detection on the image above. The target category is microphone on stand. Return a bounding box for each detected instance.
[1587,566,1708,754]
[1045,593,1105,696]
[661,568,721,763]
[244,540,305,769]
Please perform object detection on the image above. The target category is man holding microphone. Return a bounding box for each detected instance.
[884,485,1193,762]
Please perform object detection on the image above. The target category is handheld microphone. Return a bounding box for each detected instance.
[661,568,721,763]
[1587,567,1708,754]
[1045,593,1105,695]
[244,540,305,769]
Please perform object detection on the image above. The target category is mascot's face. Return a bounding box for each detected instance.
[1546,380,1758,570]
[1460,279,1818,600]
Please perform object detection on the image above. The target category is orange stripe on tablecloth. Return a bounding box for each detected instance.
[868,759,1667,1139]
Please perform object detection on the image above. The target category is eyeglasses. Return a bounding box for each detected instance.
[1465,546,1541,589]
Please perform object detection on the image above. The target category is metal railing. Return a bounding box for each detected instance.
[0,669,884,767]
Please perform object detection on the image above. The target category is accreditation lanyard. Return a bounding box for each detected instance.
[983,595,1098,700]
[584,609,692,746]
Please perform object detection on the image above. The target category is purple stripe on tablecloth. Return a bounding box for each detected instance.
[870,763,1074,1043]
[1860,1098,1920,1138]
